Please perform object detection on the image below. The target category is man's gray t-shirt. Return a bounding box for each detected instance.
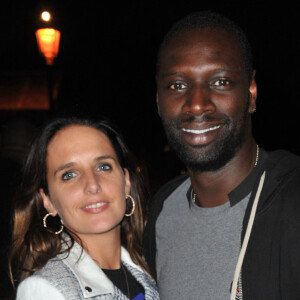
[156,178,250,300]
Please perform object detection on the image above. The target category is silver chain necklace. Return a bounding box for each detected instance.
[192,145,260,204]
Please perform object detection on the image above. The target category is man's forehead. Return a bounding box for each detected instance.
[159,28,243,66]
[165,27,241,50]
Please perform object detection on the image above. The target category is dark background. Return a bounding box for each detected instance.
[1,0,300,187]
[0,1,299,298]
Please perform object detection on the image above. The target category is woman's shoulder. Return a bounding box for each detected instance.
[35,256,69,277]
[16,275,65,300]
[17,257,80,300]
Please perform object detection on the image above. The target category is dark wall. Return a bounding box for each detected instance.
[1,0,299,186]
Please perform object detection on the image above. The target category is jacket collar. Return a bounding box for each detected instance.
[241,149,300,232]
[186,150,268,207]
[228,150,268,207]
[58,240,141,298]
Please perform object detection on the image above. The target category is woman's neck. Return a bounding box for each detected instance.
[76,227,122,269]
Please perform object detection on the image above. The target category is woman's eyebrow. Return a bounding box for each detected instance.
[54,162,76,176]
[94,155,116,162]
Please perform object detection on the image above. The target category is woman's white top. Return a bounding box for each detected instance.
[16,241,159,300]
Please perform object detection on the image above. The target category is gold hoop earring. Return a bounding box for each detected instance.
[125,195,135,217]
[43,212,64,235]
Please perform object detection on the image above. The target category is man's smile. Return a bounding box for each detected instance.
[181,125,221,134]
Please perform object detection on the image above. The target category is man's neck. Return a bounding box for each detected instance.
[189,141,258,207]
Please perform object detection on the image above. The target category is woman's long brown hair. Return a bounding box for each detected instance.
[9,116,151,288]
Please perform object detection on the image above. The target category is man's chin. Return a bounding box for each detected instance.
[171,139,237,173]
[184,157,231,173]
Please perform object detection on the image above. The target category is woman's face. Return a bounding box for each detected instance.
[41,125,131,241]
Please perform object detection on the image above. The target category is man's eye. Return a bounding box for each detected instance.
[213,79,230,87]
[97,163,112,172]
[62,171,76,181]
[169,82,187,90]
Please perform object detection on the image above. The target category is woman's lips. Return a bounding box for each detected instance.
[85,202,106,209]
[82,202,109,213]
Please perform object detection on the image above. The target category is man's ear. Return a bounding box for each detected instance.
[248,70,257,113]
[156,92,161,117]
[40,188,58,216]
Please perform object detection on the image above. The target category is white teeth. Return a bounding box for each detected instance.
[85,202,105,209]
[182,125,221,134]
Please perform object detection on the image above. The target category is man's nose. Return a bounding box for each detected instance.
[182,85,215,115]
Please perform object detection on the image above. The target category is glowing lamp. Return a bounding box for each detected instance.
[36,28,60,65]
[41,11,51,22]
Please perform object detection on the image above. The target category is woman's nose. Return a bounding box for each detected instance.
[85,172,101,194]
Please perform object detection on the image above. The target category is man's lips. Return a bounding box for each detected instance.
[177,121,225,146]
[181,125,221,134]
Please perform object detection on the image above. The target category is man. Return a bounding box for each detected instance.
[144,11,300,299]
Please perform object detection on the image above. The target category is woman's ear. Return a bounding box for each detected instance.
[123,168,131,195]
[40,188,58,216]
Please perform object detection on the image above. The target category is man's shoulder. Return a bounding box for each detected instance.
[265,149,300,175]
[262,149,300,202]
[146,173,189,218]
[152,173,189,203]
[267,149,300,162]
[143,172,190,275]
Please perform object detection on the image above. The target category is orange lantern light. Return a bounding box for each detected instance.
[35,28,61,65]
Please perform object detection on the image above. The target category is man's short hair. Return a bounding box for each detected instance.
[156,10,254,82]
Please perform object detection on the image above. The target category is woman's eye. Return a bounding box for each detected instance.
[62,171,76,181]
[97,163,112,172]
[213,79,230,87]
[169,82,187,90]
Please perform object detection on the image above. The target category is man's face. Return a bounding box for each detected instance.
[156,28,257,172]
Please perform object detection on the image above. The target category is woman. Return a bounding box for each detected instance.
[9,116,159,300]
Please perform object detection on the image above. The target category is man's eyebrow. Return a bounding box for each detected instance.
[214,67,240,72]
[160,67,240,78]
[159,71,183,78]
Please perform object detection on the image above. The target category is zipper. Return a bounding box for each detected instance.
[232,171,266,300]
[237,229,243,300]
[238,267,243,300]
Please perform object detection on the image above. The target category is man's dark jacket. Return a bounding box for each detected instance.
[143,150,300,299]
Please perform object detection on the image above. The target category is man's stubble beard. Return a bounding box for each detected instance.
[161,105,249,173]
